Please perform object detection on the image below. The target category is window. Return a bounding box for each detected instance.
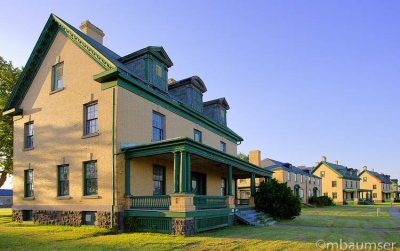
[373,193,377,198]
[355,182,358,188]
[294,173,297,182]
[320,171,325,177]
[308,177,311,183]
[84,161,97,195]
[24,170,34,198]
[363,177,367,182]
[82,211,96,225]
[332,181,337,187]
[58,165,69,196]
[24,122,34,149]
[332,192,337,199]
[153,165,165,195]
[22,210,33,221]
[152,112,165,141]
[287,172,291,181]
[299,189,304,198]
[193,129,202,143]
[373,184,377,189]
[191,172,206,195]
[313,178,316,184]
[239,179,246,183]
[155,64,162,77]
[221,178,226,196]
[301,175,304,183]
[220,141,226,152]
[52,63,63,91]
[318,179,320,186]
[84,103,98,135]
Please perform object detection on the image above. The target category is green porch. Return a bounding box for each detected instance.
[121,137,272,235]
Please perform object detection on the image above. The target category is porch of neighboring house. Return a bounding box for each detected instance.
[121,138,272,235]
[343,189,358,205]
[393,191,400,201]
[382,191,392,202]
[357,189,373,204]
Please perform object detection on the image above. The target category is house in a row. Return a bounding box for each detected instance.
[237,150,321,204]
[3,14,272,235]
[392,179,399,201]
[0,189,13,208]
[312,157,368,205]
[359,167,394,202]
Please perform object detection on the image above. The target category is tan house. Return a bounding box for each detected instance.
[3,14,272,235]
[312,157,365,205]
[359,167,393,202]
[391,179,399,201]
[237,150,321,204]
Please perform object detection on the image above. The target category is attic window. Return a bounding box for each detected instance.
[52,63,64,91]
[156,65,162,77]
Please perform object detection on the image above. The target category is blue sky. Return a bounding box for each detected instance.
[1,1,400,187]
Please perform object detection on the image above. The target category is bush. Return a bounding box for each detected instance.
[254,179,301,219]
[308,196,334,207]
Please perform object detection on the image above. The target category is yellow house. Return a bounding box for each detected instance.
[391,179,399,201]
[359,167,393,202]
[237,150,321,204]
[312,157,364,205]
[3,14,272,235]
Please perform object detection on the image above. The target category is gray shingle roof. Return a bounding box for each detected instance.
[367,171,391,184]
[261,158,319,178]
[321,161,360,180]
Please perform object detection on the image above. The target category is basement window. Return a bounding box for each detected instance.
[82,211,96,225]
[22,210,32,221]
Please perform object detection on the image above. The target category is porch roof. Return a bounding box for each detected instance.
[121,137,273,177]
[357,189,373,192]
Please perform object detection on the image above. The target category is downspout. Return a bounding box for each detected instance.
[111,87,116,228]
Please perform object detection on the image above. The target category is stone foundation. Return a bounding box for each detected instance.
[33,210,82,226]
[97,211,119,229]
[12,209,23,223]
[172,218,195,236]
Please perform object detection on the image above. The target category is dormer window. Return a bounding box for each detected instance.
[156,65,162,77]
[52,63,64,91]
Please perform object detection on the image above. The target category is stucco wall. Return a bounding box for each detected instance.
[13,31,113,211]
[313,164,344,204]
[115,87,237,155]
[359,172,385,201]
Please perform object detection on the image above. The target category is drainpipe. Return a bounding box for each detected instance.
[111,87,116,228]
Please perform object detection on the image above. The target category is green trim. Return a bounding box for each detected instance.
[101,80,118,90]
[250,173,256,196]
[124,208,231,218]
[125,158,131,196]
[119,46,173,67]
[173,152,180,193]
[123,137,272,177]
[4,14,116,113]
[111,87,116,228]
[312,162,360,181]
[227,165,233,196]
[95,74,243,143]
[180,151,187,193]
[186,152,191,192]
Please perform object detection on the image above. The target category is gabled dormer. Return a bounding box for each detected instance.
[168,76,207,112]
[203,98,230,126]
[119,46,173,92]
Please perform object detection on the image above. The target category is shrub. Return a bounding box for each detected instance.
[254,179,301,219]
[308,196,334,207]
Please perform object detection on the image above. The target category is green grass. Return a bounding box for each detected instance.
[0,207,399,250]
[280,205,400,229]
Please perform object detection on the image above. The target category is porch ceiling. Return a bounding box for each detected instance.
[122,137,272,177]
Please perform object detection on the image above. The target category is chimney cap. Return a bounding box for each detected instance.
[79,20,105,44]
[363,166,367,171]
[322,156,327,162]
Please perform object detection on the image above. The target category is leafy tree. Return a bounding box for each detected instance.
[0,56,21,188]
[254,179,301,219]
[237,152,249,161]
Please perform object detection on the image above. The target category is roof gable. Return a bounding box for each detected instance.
[3,14,116,114]
[119,46,173,67]
[360,170,391,184]
[313,161,360,181]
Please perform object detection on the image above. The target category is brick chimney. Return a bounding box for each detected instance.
[79,20,105,44]
[249,150,261,167]
[335,160,339,165]
[322,156,327,162]
[363,166,367,171]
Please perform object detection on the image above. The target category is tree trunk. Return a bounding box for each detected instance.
[0,172,7,188]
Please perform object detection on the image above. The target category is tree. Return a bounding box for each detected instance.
[254,179,301,219]
[0,56,21,188]
[237,152,249,161]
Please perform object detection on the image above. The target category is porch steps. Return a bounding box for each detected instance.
[235,209,276,227]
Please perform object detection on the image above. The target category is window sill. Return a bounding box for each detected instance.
[49,87,65,95]
[82,195,101,199]
[23,197,35,200]
[57,195,71,200]
[81,133,99,139]
[23,147,34,151]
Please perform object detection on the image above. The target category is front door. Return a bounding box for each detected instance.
[191,172,206,195]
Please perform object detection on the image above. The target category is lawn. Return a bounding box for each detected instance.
[280,205,400,229]
[0,207,399,251]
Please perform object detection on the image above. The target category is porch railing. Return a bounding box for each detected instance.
[130,195,171,210]
[237,198,250,205]
[194,195,227,209]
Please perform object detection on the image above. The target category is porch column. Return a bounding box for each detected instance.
[186,152,191,193]
[227,165,233,196]
[250,173,256,196]
[173,152,180,193]
[124,158,131,196]
[180,151,187,193]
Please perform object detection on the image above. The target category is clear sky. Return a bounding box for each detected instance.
[1,0,399,188]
